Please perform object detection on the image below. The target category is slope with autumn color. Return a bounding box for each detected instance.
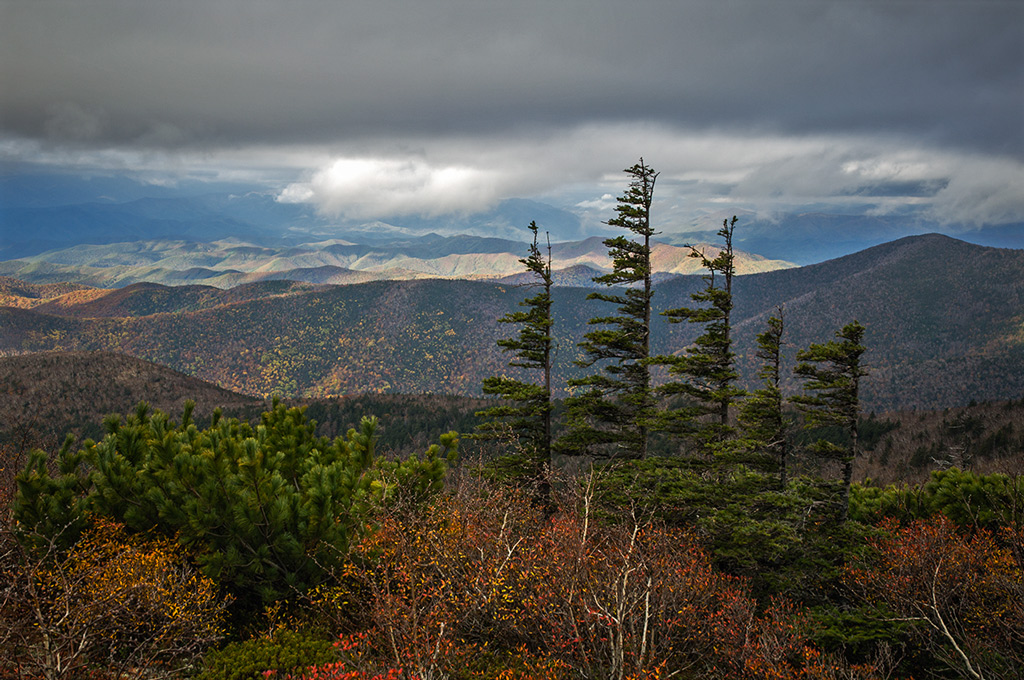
[1,234,1022,411]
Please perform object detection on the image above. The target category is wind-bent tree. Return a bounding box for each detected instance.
[791,320,867,522]
[558,159,658,460]
[738,307,789,485]
[654,216,742,456]
[475,221,554,499]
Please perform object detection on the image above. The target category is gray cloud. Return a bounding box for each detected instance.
[3,1,1020,151]
[2,0,1022,230]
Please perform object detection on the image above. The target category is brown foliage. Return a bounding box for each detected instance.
[0,518,228,680]
[308,473,884,680]
[845,516,1024,679]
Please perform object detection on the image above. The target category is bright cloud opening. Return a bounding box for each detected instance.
[282,157,503,219]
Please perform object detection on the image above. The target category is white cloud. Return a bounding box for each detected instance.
[575,194,616,210]
[267,127,1024,230]
[282,157,503,219]
[276,183,315,204]
[8,120,1024,229]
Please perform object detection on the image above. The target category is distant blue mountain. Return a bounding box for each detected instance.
[738,213,934,264]
[2,169,1020,264]
[0,168,268,207]
[671,212,1024,264]
[0,170,316,257]
[0,171,581,258]
[0,197,303,258]
[332,198,586,243]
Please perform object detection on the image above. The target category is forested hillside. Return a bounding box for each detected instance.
[2,235,1022,411]
[3,349,1022,492]
[0,277,91,308]
[725,234,1024,408]
[0,353,489,482]
[858,399,1024,484]
[0,352,259,473]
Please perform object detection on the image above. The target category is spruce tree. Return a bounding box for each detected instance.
[557,159,658,460]
[791,320,867,522]
[475,221,554,498]
[737,308,789,485]
[654,216,742,456]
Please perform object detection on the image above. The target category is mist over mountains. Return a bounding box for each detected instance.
[4,171,1022,265]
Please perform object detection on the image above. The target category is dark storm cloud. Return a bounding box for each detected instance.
[2,1,1022,228]
[2,0,1020,154]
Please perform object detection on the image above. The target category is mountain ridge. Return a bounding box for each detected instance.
[2,234,1021,412]
[0,234,796,289]
[5,172,1022,264]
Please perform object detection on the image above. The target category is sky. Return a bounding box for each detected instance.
[2,0,1023,239]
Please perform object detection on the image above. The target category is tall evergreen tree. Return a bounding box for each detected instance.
[475,221,554,497]
[737,307,789,485]
[654,216,742,455]
[557,159,658,460]
[791,320,867,522]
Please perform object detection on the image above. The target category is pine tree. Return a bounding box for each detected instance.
[737,308,789,485]
[557,159,658,460]
[654,216,742,456]
[791,320,867,522]
[475,221,554,498]
[14,400,457,610]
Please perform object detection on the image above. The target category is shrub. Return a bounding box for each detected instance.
[1,517,227,680]
[14,400,457,610]
[197,628,339,680]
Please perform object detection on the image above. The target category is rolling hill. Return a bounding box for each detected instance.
[0,277,92,308]
[2,351,1021,492]
[0,352,260,457]
[1,234,1022,412]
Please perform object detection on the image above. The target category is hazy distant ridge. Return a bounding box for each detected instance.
[0,234,795,289]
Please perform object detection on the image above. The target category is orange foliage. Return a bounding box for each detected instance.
[845,516,1023,679]
[1,518,228,680]
[306,475,883,680]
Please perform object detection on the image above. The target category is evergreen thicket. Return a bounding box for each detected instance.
[13,400,457,609]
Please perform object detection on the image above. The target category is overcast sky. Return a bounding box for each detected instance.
[2,0,1022,235]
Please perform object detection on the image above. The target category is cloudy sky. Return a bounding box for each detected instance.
[2,0,1022,237]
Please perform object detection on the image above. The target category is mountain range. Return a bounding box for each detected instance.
[0,233,794,289]
[2,233,1022,412]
